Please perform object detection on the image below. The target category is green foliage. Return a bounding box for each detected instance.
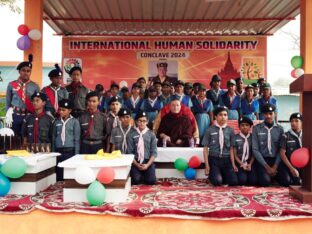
[0,0,22,13]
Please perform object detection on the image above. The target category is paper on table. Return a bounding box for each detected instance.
[6,150,32,157]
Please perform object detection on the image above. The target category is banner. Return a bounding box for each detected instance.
[62,36,267,89]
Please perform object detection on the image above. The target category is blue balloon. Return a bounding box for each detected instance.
[184,168,196,180]
[0,172,11,196]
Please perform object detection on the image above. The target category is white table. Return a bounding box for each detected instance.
[155,147,206,179]
[58,154,134,203]
[0,153,59,195]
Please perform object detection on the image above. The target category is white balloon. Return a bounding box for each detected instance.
[28,29,42,40]
[74,166,96,185]
[295,68,304,78]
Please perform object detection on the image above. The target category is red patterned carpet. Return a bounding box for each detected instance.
[1,179,312,220]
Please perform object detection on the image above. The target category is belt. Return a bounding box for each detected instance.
[209,153,230,158]
[56,147,75,153]
[12,107,29,115]
[82,139,103,145]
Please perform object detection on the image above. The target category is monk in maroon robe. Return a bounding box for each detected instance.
[157,99,194,147]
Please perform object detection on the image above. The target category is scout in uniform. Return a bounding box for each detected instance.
[258,83,278,122]
[193,82,201,96]
[79,91,107,154]
[5,54,40,135]
[240,85,259,120]
[153,81,162,96]
[110,108,135,153]
[149,62,177,86]
[171,80,193,108]
[105,96,122,152]
[137,77,148,99]
[251,82,260,100]
[235,77,245,97]
[140,86,163,128]
[127,111,157,185]
[219,79,241,120]
[206,74,225,109]
[252,103,285,187]
[52,99,80,181]
[42,64,69,117]
[202,106,238,186]
[184,82,194,97]
[279,112,303,186]
[21,92,54,144]
[159,81,172,106]
[65,66,90,118]
[122,83,143,119]
[234,117,257,185]
[191,84,213,144]
[102,83,122,112]
[95,84,105,111]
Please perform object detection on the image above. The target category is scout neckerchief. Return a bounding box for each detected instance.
[61,115,73,146]
[109,111,119,128]
[215,122,227,156]
[84,109,98,137]
[239,132,251,164]
[131,95,140,109]
[135,127,149,163]
[148,97,157,108]
[45,85,60,111]
[264,122,274,155]
[10,79,35,113]
[196,95,206,109]
[68,81,81,95]
[33,111,45,144]
[289,129,302,148]
[120,125,131,152]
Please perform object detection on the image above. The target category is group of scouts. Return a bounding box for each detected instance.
[5,58,303,188]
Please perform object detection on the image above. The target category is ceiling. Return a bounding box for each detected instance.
[43,0,300,36]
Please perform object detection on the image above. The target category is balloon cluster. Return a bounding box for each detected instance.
[17,24,42,51]
[290,56,304,79]
[174,156,201,180]
[74,167,115,206]
[0,157,27,196]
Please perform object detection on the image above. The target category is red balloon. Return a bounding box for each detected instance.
[290,148,310,168]
[291,69,297,79]
[188,155,201,169]
[97,167,115,184]
[18,24,29,35]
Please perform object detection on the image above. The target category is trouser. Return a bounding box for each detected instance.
[12,113,26,136]
[236,163,258,186]
[130,160,156,185]
[255,157,291,187]
[277,162,301,187]
[56,147,75,181]
[80,141,103,154]
[208,156,238,186]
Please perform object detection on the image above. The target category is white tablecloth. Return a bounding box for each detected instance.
[58,154,134,168]
[0,153,60,166]
[155,147,204,162]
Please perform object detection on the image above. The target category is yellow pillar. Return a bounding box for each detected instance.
[301,0,312,73]
[24,0,43,87]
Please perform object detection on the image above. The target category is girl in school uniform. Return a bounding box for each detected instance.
[191,84,213,144]
[240,85,259,120]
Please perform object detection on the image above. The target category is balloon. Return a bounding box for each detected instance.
[174,158,188,171]
[291,56,303,69]
[184,168,196,180]
[97,167,115,184]
[18,24,29,35]
[28,29,42,40]
[295,68,304,78]
[17,35,31,51]
[86,181,106,206]
[188,156,201,169]
[290,148,310,168]
[74,166,96,185]
[0,172,11,196]
[291,69,297,78]
[1,157,27,179]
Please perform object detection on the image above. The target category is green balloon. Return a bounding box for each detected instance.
[174,158,189,171]
[291,56,303,69]
[1,157,27,179]
[86,181,106,206]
